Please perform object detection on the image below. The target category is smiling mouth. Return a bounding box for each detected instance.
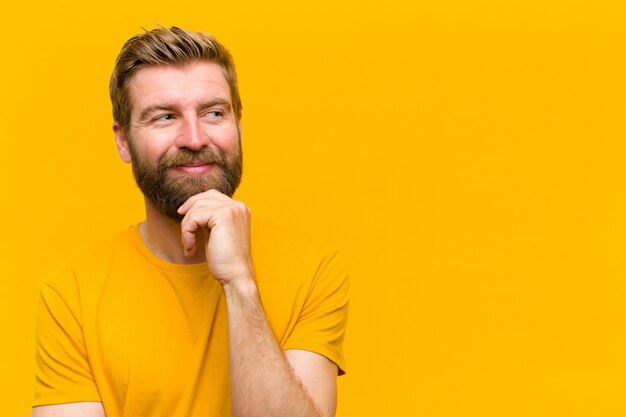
[172,163,215,176]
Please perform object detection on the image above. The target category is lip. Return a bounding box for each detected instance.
[172,163,215,176]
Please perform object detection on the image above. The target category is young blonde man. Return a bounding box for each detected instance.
[32,26,348,417]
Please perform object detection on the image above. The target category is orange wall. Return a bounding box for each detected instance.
[2,1,626,416]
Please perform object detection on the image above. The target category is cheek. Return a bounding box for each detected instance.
[211,124,241,153]
[134,131,176,160]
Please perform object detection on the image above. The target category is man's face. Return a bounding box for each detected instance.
[118,61,242,220]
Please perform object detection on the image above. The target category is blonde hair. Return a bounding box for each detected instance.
[109,26,242,133]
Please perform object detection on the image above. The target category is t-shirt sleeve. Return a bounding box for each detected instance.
[33,268,101,406]
[283,249,350,375]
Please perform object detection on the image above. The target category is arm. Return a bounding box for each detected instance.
[178,190,339,417]
[284,349,338,417]
[224,281,337,417]
[31,402,105,417]
[32,278,103,416]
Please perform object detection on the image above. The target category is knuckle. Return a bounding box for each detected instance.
[234,200,247,212]
[224,204,237,217]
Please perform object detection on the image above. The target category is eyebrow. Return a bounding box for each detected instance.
[138,104,174,122]
[138,98,233,122]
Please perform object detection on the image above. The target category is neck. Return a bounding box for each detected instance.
[139,197,208,264]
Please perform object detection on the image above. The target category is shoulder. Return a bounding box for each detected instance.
[41,226,137,299]
[250,215,349,309]
[251,216,346,272]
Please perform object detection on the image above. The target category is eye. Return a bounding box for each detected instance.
[205,110,224,118]
[149,113,177,125]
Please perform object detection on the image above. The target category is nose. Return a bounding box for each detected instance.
[176,115,207,151]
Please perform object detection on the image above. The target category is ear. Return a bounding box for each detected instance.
[113,122,132,163]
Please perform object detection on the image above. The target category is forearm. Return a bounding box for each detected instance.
[31,402,105,417]
[223,279,323,417]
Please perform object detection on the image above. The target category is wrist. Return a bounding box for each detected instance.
[222,273,258,302]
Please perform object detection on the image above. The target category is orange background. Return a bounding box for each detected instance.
[2,1,626,416]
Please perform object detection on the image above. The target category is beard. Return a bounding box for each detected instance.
[129,142,242,221]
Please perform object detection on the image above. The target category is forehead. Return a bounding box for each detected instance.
[127,62,231,113]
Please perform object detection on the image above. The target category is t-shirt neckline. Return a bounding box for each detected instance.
[129,224,211,274]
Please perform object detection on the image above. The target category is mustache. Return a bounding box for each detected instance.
[158,148,227,170]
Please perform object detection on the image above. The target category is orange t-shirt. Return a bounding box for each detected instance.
[33,218,349,416]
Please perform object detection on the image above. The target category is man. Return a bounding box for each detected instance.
[32,26,349,417]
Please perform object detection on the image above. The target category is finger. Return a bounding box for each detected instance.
[178,189,231,215]
[180,214,202,257]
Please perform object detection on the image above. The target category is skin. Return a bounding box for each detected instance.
[32,62,338,417]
